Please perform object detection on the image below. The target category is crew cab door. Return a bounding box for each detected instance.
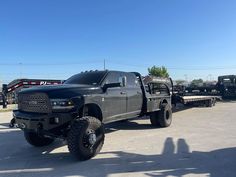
[102,72,127,121]
[125,73,143,116]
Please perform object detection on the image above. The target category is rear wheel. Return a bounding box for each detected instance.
[24,131,54,147]
[150,104,172,127]
[150,112,161,127]
[67,116,105,161]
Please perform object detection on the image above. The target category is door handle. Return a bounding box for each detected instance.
[120,91,126,95]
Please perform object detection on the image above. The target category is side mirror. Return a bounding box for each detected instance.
[119,76,127,87]
[122,76,127,87]
[103,82,121,92]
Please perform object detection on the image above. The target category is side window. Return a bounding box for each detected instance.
[104,72,126,87]
[104,72,140,88]
[104,72,119,84]
[126,73,139,88]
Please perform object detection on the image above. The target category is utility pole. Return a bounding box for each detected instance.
[103,59,106,70]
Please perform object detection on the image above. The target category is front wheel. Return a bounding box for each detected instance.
[24,131,54,147]
[150,104,172,127]
[67,116,105,161]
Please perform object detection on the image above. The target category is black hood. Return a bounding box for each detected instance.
[19,84,103,99]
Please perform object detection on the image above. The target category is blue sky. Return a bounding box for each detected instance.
[0,0,236,83]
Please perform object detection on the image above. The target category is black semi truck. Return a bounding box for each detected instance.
[182,75,236,99]
[10,70,173,160]
[217,75,236,98]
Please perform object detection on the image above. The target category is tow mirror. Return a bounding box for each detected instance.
[103,82,121,92]
[122,76,127,87]
[119,76,127,87]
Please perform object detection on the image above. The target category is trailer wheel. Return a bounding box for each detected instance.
[150,104,172,127]
[24,131,54,147]
[67,116,105,161]
[206,99,213,107]
[212,98,216,106]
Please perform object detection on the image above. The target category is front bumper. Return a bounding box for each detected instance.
[13,110,74,131]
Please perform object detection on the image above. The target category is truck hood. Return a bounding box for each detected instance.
[19,84,103,99]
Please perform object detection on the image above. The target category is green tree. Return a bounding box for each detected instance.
[175,80,186,85]
[191,79,203,87]
[148,66,169,77]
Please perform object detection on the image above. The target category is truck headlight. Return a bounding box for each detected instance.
[50,99,74,110]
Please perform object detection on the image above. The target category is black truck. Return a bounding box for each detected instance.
[217,75,236,98]
[10,70,172,160]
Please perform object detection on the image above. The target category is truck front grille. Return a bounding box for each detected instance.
[18,93,51,113]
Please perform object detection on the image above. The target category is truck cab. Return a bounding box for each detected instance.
[217,75,236,98]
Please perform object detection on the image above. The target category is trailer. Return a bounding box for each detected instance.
[176,95,222,107]
[143,76,221,107]
[7,79,64,104]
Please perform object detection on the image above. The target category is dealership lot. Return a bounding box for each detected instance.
[0,102,236,177]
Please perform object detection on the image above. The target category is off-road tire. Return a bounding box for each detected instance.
[24,131,54,147]
[67,116,105,161]
[150,104,172,127]
[150,112,161,127]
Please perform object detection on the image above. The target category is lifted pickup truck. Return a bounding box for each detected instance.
[10,70,172,160]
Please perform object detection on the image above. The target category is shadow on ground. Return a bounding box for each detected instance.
[105,119,155,134]
[0,125,235,177]
[0,123,12,130]
[172,103,194,113]
[220,98,236,103]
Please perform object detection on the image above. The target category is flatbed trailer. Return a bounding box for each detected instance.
[173,95,222,107]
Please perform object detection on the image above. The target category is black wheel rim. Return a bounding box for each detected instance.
[82,127,104,150]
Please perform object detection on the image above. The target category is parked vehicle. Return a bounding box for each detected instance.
[7,79,63,104]
[10,70,173,160]
[217,75,236,98]
[0,93,3,105]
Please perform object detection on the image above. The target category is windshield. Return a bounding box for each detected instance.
[64,71,107,85]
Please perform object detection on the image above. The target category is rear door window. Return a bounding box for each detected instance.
[125,73,139,88]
